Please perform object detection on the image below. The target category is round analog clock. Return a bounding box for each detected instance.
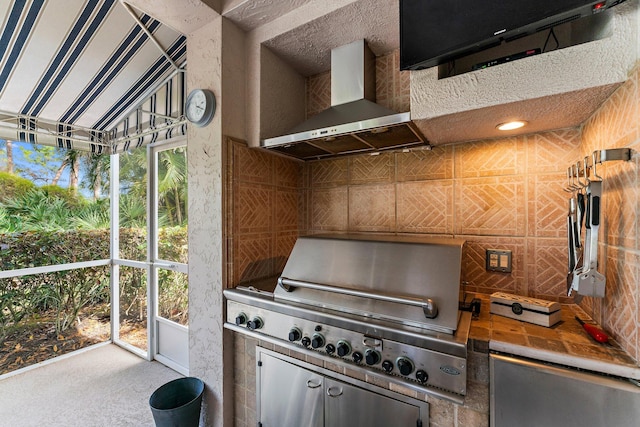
[185,89,216,127]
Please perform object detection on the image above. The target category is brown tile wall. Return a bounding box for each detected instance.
[300,129,582,303]
[579,64,640,363]
[225,138,302,286]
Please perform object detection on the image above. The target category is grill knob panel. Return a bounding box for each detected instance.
[365,349,381,366]
[311,334,325,349]
[288,328,302,342]
[234,313,247,326]
[325,344,336,355]
[352,351,363,364]
[382,360,394,373]
[336,340,351,357]
[416,369,429,384]
[397,357,414,376]
[246,317,263,330]
[301,336,311,347]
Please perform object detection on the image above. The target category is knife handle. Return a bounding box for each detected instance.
[575,316,608,343]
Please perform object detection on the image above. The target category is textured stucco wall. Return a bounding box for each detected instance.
[258,46,306,140]
[222,19,247,140]
[186,16,232,427]
[244,0,358,147]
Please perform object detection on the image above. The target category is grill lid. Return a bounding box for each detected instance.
[274,234,465,334]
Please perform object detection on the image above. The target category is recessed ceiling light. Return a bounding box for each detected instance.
[496,120,527,131]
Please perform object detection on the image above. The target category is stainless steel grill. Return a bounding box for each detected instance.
[224,234,471,403]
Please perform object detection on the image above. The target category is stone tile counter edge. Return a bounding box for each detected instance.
[468,294,640,380]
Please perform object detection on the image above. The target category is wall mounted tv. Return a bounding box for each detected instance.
[400,0,626,70]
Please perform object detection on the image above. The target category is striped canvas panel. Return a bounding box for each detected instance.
[0,0,187,151]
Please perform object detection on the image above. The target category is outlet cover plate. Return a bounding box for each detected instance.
[486,249,512,273]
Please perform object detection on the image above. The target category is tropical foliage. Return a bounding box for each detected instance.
[0,142,188,350]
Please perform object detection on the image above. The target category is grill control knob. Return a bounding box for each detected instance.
[301,336,311,347]
[336,341,351,357]
[246,317,263,330]
[352,351,363,364]
[288,328,302,342]
[325,344,336,355]
[416,370,429,384]
[382,360,394,373]
[365,349,381,366]
[234,313,247,326]
[396,357,414,376]
[311,334,325,349]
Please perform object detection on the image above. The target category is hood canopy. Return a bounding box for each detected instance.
[262,40,427,160]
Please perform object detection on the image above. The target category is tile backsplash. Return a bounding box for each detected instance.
[225,137,301,286]
[299,129,580,303]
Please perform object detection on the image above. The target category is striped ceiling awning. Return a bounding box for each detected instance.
[0,0,187,153]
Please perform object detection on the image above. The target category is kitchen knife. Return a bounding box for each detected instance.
[575,316,608,343]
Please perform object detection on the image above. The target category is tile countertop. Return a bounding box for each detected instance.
[469,294,640,380]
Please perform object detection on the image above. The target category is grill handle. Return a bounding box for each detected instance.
[278,277,438,319]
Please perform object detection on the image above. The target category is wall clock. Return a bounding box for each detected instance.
[185,88,216,127]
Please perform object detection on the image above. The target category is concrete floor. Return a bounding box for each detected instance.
[0,343,183,427]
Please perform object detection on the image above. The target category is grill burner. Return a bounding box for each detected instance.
[224,234,471,402]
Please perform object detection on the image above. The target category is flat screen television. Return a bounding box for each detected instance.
[400,0,625,70]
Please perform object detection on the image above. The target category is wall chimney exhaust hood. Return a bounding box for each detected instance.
[261,40,427,160]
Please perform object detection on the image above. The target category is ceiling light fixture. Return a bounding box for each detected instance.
[496,120,527,131]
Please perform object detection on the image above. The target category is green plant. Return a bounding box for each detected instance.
[0,230,111,336]
[1,189,74,232]
[0,206,22,232]
[0,171,35,202]
[119,266,147,322]
[73,199,110,229]
[39,184,86,209]
[119,194,146,228]
[34,269,109,333]
[158,269,188,325]
[0,280,31,342]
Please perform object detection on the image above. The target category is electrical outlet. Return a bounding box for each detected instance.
[486,249,512,273]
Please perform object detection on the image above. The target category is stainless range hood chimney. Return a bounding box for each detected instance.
[261,40,426,160]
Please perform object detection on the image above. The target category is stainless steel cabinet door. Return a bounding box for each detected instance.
[258,353,324,427]
[491,353,640,427]
[325,378,423,427]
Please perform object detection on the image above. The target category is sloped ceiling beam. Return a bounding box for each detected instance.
[121,2,180,71]
[120,0,220,34]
